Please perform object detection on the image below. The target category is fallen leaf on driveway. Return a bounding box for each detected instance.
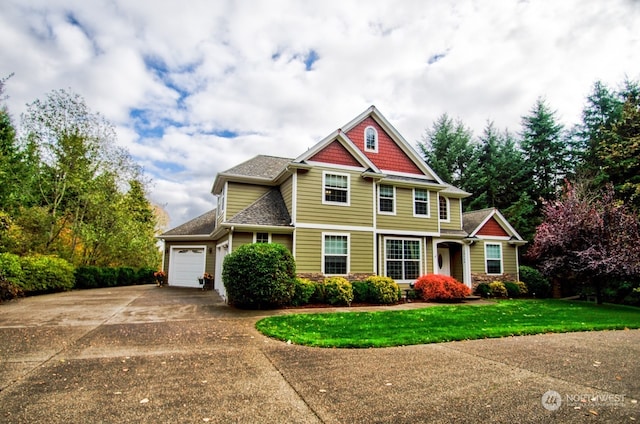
[140,398,149,404]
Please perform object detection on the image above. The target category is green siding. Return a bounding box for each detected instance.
[377,187,439,232]
[295,168,374,227]
[226,182,271,219]
[232,232,253,250]
[280,176,293,217]
[440,198,463,230]
[295,228,374,274]
[272,233,293,251]
[469,240,518,276]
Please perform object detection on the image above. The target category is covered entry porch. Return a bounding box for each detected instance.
[432,239,472,288]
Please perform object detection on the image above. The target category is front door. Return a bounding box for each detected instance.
[437,247,451,276]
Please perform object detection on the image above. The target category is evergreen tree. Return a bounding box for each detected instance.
[520,97,568,203]
[417,114,475,188]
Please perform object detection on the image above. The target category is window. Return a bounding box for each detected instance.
[364,126,378,152]
[323,172,349,205]
[378,185,395,213]
[255,232,270,243]
[324,234,348,275]
[385,239,421,281]
[414,189,429,216]
[439,196,449,221]
[485,243,502,274]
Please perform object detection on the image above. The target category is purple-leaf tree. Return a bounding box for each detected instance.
[528,182,640,304]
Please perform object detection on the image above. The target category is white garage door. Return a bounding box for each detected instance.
[169,247,206,288]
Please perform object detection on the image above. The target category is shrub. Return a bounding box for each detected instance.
[322,277,353,306]
[136,267,156,285]
[0,275,23,302]
[503,281,521,298]
[489,281,508,297]
[519,266,551,298]
[351,280,372,303]
[291,278,316,306]
[414,274,470,301]
[514,281,528,296]
[75,266,101,289]
[362,276,399,304]
[223,243,296,309]
[0,252,25,287]
[474,282,491,298]
[19,255,75,293]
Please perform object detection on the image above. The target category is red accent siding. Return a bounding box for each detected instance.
[310,140,361,167]
[477,217,510,237]
[346,117,423,175]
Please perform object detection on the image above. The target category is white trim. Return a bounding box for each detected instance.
[364,125,378,153]
[476,235,511,241]
[294,130,381,173]
[484,242,503,275]
[413,188,430,218]
[462,243,472,288]
[378,184,396,215]
[382,236,422,283]
[322,171,350,206]
[322,232,350,276]
[307,160,366,172]
[438,195,450,222]
[376,228,440,237]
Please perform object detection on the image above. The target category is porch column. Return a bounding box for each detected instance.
[462,243,472,288]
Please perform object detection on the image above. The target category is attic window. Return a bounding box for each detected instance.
[439,196,449,221]
[364,126,378,152]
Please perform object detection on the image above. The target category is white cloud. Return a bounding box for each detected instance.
[1,0,638,228]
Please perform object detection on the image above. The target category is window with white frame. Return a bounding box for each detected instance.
[364,126,378,152]
[485,243,503,274]
[414,188,429,216]
[323,172,349,205]
[439,196,449,221]
[324,234,348,275]
[255,232,270,243]
[385,238,421,281]
[378,185,395,213]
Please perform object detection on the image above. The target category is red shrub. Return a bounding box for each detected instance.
[414,274,471,301]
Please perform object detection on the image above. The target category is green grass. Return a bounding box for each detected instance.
[255,299,640,348]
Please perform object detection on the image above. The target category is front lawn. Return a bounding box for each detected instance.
[255,299,640,348]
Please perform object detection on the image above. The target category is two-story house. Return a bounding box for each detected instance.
[159,106,526,298]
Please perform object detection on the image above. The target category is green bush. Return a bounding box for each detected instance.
[75,266,100,289]
[291,278,316,306]
[515,281,528,296]
[362,276,399,304]
[223,243,296,309]
[0,252,25,287]
[117,267,136,286]
[520,266,551,298]
[322,277,353,306]
[503,281,521,298]
[351,280,371,303]
[489,281,507,298]
[136,267,156,285]
[19,255,75,293]
[474,282,491,298]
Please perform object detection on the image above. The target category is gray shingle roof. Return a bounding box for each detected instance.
[462,208,494,235]
[222,155,293,180]
[228,189,292,226]
[161,209,217,236]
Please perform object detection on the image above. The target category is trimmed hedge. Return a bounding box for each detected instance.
[322,277,353,306]
[19,255,75,293]
[223,243,296,309]
[361,276,399,304]
[75,266,158,289]
[291,278,316,306]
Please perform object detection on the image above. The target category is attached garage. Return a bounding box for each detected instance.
[169,246,206,288]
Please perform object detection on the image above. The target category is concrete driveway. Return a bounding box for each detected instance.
[0,285,638,423]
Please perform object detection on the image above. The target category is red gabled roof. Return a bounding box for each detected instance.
[346,117,423,175]
[476,217,510,237]
[309,140,362,167]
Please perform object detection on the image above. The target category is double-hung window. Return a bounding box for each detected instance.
[324,234,348,275]
[378,185,395,213]
[385,239,421,281]
[323,172,349,205]
[255,232,270,243]
[414,188,429,216]
[485,243,503,274]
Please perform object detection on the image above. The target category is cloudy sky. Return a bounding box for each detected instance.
[1,0,638,230]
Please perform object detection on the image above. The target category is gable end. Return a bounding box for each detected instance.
[309,140,362,168]
[477,217,510,237]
